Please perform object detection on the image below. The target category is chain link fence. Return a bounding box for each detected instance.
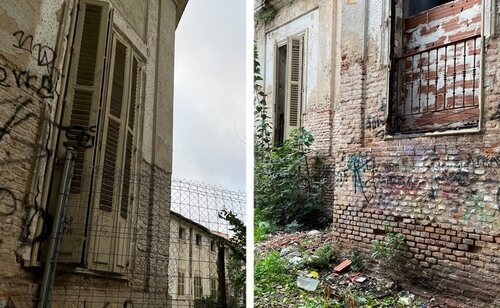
[36,152,246,308]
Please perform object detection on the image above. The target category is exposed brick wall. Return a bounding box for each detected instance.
[326,2,500,306]
[0,0,176,306]
[332,205,498,304]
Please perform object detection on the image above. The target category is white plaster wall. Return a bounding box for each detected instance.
[263,9,319,114]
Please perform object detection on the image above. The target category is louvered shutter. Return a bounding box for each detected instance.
[274,42,280,125]
[114,55,141,273]
[87,37,130,271]
[285,36,304,136]
[52,1,110,263]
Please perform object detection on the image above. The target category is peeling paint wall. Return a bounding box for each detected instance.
[257,0,500,305]
[255,0,335,155]
[0,0,183,306]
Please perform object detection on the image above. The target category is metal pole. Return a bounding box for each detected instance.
[217,244,227,308]
[38,148,75,308]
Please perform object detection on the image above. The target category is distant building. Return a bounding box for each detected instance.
[255,0,500,306]
[0,0,188,306]
[169,211,229,308]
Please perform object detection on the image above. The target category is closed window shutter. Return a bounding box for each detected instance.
[88,38,129,271]
[285,36,304,136]
[53,1,110,264]
[114,55,141,272]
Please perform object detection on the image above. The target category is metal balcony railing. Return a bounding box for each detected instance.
[391,35,481,133]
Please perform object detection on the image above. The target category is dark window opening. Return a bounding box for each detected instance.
[210,240,216,252]
[195,233,202,246]
[179,227,185,240]
[404,0,453,17]
[274,45,287,146]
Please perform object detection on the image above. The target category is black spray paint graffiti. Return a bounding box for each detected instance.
[347,154,376,204]
[0,30,61,248]
[0,31,59,99]
[12,30,57,74]
[497,187,500,207]
[341,149,499,227]
[0,187,17,216]
[0,98,36,143]
[0,185,54,245]
[84,299,134,308]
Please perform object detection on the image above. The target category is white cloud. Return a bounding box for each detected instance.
[172,0,246,192]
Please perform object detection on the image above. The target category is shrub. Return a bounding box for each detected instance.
[254,251,294,295]
[371,231,409,285]
[347,248,364,272]
[306,245,336,270]
[254,44,328,231]
[255,128,327,229]
[254,209,277,242]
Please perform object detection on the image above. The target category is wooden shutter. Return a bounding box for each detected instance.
[52,0,110,263]
[114,54,141,272]
[285,36,304,136]
[87,37,130,271]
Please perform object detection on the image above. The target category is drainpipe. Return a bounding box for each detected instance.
[38,148,75,308]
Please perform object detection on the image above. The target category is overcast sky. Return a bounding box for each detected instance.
[172,0,246,192]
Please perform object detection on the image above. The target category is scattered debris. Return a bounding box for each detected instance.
[256,228,470,307]
[297,275,320,291]
[334,259,352,272]
[307,230,320,235]
[289,256,303,265]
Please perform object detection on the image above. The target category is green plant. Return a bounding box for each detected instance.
[347,248,364,272]
[371,231,409,285]
[254,209,277,242]
[306,245,336,270]
[254,251,295,295]
[256,2,277,26]
[218,210,246,307]
[255,128,327,229]
[254,44,328,230]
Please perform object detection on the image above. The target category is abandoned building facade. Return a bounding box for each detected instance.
[255,0,499,305]
[168,211,228,308]
[0,0,188,306]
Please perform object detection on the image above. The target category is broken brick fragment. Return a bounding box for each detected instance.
[334,259,352,273]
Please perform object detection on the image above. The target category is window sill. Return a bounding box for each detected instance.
[384,127,482,140]
[57,265,129,281]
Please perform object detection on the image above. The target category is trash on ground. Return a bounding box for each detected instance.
[334,259,352,272]
[297,275,320,291]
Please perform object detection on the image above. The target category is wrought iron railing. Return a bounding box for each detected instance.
[391,35,481,133]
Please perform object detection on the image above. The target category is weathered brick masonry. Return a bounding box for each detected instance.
[0,0,186,306]
[328,2,500,306]
[256,0,499,305]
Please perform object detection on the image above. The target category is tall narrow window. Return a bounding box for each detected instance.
[88,36,143,273]
[50,0,111,264]
[273,35,304,145]
[194,275,203,299]
[210,278,217,298]
[179,227,186,240]
[44,0,144,274]
[178,271,185,295]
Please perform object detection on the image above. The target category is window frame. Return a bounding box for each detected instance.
[210,277,218,299]
[193,275,203,299]
[177,270,185,296]
[33,0,147,274]
[195,233,202,247]
[384,0,487,138]
[179,227,186,240]
[272,30,307,146]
